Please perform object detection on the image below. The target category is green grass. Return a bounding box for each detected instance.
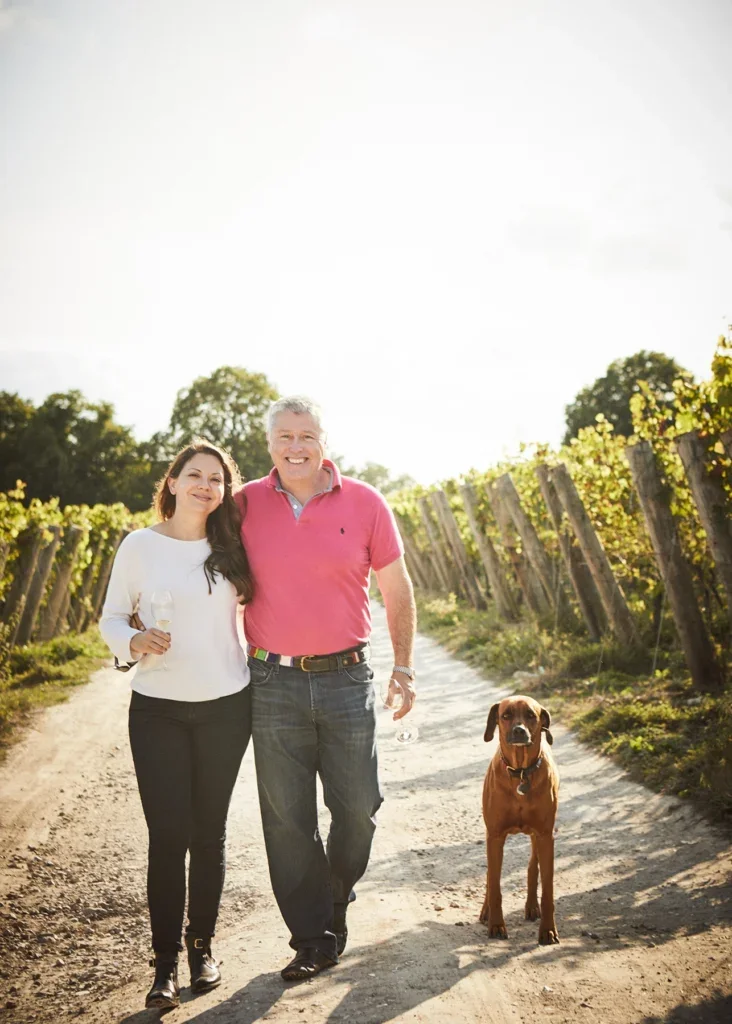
[416,593,732,826]
[0,627,110,754]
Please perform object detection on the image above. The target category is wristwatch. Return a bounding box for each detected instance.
[392,665,415,680]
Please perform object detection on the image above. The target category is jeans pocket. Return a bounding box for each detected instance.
[342,660,375,684]
[248,658,276,685]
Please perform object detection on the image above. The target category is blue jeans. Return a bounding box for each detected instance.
[249,656,383,960]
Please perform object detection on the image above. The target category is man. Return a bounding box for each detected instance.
[237,395,416,981]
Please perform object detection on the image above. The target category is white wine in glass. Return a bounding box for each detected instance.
[150,590,174,671]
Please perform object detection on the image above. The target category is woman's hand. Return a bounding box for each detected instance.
[130,629,171,658]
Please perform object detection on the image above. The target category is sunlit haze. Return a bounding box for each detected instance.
[1,0,730,485]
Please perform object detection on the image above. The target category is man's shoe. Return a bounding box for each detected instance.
[185,934,222,994]
[281,947,338,981]
[145,955,180,1010]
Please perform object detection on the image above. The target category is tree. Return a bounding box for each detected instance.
[0,390,155,510]
[563,351,693,443]
[167,366,279,481]
[0,392,34,487]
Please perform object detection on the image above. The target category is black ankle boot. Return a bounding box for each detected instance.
[333,903,348,956]
[186,934,221,993]
[145,954,180,1010]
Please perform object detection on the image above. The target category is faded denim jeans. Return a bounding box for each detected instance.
[249,657,383,960]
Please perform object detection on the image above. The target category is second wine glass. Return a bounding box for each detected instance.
[150,590,174,671]
[380,678,419,745]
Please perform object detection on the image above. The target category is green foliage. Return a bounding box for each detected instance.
[0,364,281,511]
[563,350,693,444]
[396,341,732,658]
[167,366,279,482]
[0,389,155,511]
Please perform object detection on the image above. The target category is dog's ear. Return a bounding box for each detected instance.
[540,706,553,745]
[484,703,500,742]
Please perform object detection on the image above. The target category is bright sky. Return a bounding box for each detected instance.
[1,0,730,485]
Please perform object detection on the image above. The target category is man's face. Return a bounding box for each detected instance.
[268,411,326,488]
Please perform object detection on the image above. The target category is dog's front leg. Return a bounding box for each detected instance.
[480,833,508,938]
[525,833,540,921]
[535,832,559,944]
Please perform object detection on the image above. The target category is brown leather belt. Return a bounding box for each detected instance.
[246,643,369,673]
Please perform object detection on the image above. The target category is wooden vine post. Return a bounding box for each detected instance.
[429,492,471,601]
[37,525,86,641]
[418,498,455,594]
[15,525,62,646]
[459,484,518,621]
[549,463,639,646]
[398,523,430,592]
[2,524,45,644]
[535,464,606,640]
[626,440,722,691]
[494,473,573,626]
[56,588,73,638]
[68,537,106,632]
[0,541,9,584]
[431,491,486,609]
[676,430,732,631]
[89,529,129,625]
[721,429,732,460]
[487,482,549,618]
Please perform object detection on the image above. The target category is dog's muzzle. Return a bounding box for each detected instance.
[509,725,532,745]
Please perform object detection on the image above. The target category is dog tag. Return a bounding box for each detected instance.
[517,778,530,796]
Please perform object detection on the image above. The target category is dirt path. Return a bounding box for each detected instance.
[1,606,731,1024]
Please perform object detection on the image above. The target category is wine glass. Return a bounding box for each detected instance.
[380,678,419,745]
[150,590,174,671]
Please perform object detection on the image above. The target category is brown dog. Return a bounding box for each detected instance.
[479,695,559,945]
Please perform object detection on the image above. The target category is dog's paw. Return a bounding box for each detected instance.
[538,925,559,945]
[524,902,540,921]
[488,921,508,939]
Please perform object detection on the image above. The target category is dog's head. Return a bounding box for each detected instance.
[484,695,553,748]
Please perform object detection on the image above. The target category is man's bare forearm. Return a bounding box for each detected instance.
[377,558,416,667]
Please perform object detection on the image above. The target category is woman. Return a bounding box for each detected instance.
[100,439,253,1010]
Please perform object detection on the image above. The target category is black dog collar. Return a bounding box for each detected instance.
[501,754,543,795]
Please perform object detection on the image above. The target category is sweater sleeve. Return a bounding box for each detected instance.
[99,533,143,664]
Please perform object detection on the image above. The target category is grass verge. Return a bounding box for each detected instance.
[0,628,110,756]
[417,593,732,827]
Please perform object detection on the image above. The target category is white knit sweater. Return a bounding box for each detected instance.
[100,528,249,702]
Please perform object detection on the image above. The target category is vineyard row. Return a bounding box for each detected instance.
[1,341,730,689]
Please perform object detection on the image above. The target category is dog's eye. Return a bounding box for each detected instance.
[502,712,512,719]
[526,711,537,720]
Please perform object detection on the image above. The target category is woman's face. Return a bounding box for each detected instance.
[168,453,226,517]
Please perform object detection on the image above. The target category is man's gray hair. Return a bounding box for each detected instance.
[266,396,326,438]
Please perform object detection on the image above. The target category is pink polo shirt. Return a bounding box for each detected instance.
[236,461,404,655]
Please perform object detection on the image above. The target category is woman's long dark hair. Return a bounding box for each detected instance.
[153,438,254,603]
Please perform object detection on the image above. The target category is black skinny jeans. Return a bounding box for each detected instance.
[128,687,251,955]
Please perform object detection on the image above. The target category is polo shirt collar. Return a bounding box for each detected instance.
[267,458,342,491]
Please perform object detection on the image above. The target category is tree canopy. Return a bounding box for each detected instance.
[0,366,418,509]
[167,366,278,483]
[563,350,693,443]
[0,367,281,510]
[0,390,149,508]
